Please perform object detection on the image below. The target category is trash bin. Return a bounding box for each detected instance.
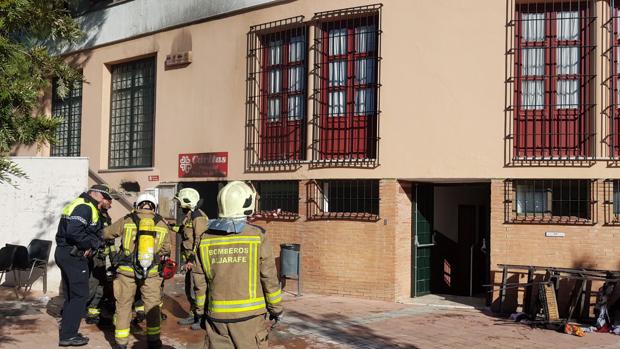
[279,243,301,296]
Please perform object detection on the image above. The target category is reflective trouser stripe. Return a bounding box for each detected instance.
[87,307,100,315]
[115,328,130,339]
[196,294,206,307]
[147,326,160,335]
[266,289,282,304]
[134,305,145,312]
[209,298,266,313]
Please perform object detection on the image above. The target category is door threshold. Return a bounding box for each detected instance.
[402,294,486,310]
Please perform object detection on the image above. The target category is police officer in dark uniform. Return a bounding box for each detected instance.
[55,184,113,347]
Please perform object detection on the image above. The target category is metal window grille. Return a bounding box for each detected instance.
[504,179,597,224]
[603,179,620,224]
[504,0,596,166]
[245,17,307,172]
[603,1,620,163]
[306,179,380,221]
[109,57,155,169]
[310,4,382,168]
[254,181,300,220]
[51,79,82,157]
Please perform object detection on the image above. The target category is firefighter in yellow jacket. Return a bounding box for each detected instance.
[173,188,209,330]
[199,181,283,349]
[103,193,173,349]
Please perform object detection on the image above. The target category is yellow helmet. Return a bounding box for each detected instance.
[175,188,200,210]
[217,181,256,219]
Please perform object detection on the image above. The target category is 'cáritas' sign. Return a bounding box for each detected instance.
[178,152,228,178]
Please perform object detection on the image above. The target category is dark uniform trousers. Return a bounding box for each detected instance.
[56,245,90,340]
[87,255,108,314]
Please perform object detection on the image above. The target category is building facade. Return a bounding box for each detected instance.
[17,0,620,306]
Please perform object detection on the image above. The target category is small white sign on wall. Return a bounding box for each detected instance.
[545,231,566,237]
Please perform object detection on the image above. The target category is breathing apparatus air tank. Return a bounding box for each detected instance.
[136,217,156,278]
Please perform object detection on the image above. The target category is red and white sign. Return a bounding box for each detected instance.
[148,175,160,182]
[178,152,228,178]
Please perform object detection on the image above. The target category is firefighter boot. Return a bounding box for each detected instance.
[86,307,100,324]
[147,339,162,349]
[190,321,202,331]
[177,314,198,326]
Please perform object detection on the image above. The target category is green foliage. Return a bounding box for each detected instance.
[0,0,82,185]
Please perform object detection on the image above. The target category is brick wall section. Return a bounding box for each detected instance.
[252,179,411,301]
[490,179,620,312]
[394,181,413,301]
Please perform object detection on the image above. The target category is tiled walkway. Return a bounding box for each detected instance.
[1,281,619,349]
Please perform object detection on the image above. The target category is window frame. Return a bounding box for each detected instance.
[254,180,300,220]
[510,1,596,162]
[51,79,83,157]
[307,179,380,221]
[603,179,620,225]
[311,5,382,166]
[259,27,308,162]
[610,3,620,159]
[108,56,156,169]
[505,179,596,225]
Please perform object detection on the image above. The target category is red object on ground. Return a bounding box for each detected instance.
[162,259,177,280]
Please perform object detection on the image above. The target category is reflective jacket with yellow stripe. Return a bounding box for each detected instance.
[199,223,283,321]
[103,209,173,278]
[179,209,208,263]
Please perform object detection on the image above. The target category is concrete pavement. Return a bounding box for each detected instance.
[1,276,619,349]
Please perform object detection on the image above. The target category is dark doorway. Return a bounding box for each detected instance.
[413,183,490,299]
[179,181,227,219]
[457,205,476,296]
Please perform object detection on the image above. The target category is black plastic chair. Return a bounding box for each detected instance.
[25,239,52,293]
[0,244,18,297]
[6,244,29,298]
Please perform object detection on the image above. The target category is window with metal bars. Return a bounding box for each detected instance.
[246,17,307,170]
[603,179,620,224]
[51,79,82,157]
[108,57,155,169]
[311,5,382,166]
[254,181,300,219]
[604,1,620,160]
[306,179,379,220]
[504,179,596,224]
[505,0,596,164]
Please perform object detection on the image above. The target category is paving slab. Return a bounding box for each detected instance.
[1,279,619,348]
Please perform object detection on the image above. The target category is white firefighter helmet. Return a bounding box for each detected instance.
[136,192,158,210]
[217,181,256,219]
[175,187,200,210]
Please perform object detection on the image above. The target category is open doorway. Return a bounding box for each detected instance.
[412,182,490,301]
[178,181,227,219]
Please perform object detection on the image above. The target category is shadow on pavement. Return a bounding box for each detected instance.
[0,300,43,346]
[274,310,420,349]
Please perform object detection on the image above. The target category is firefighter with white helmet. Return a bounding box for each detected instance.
[103,192,173,349]
[173,187,209,330]
[198,181,283,349]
